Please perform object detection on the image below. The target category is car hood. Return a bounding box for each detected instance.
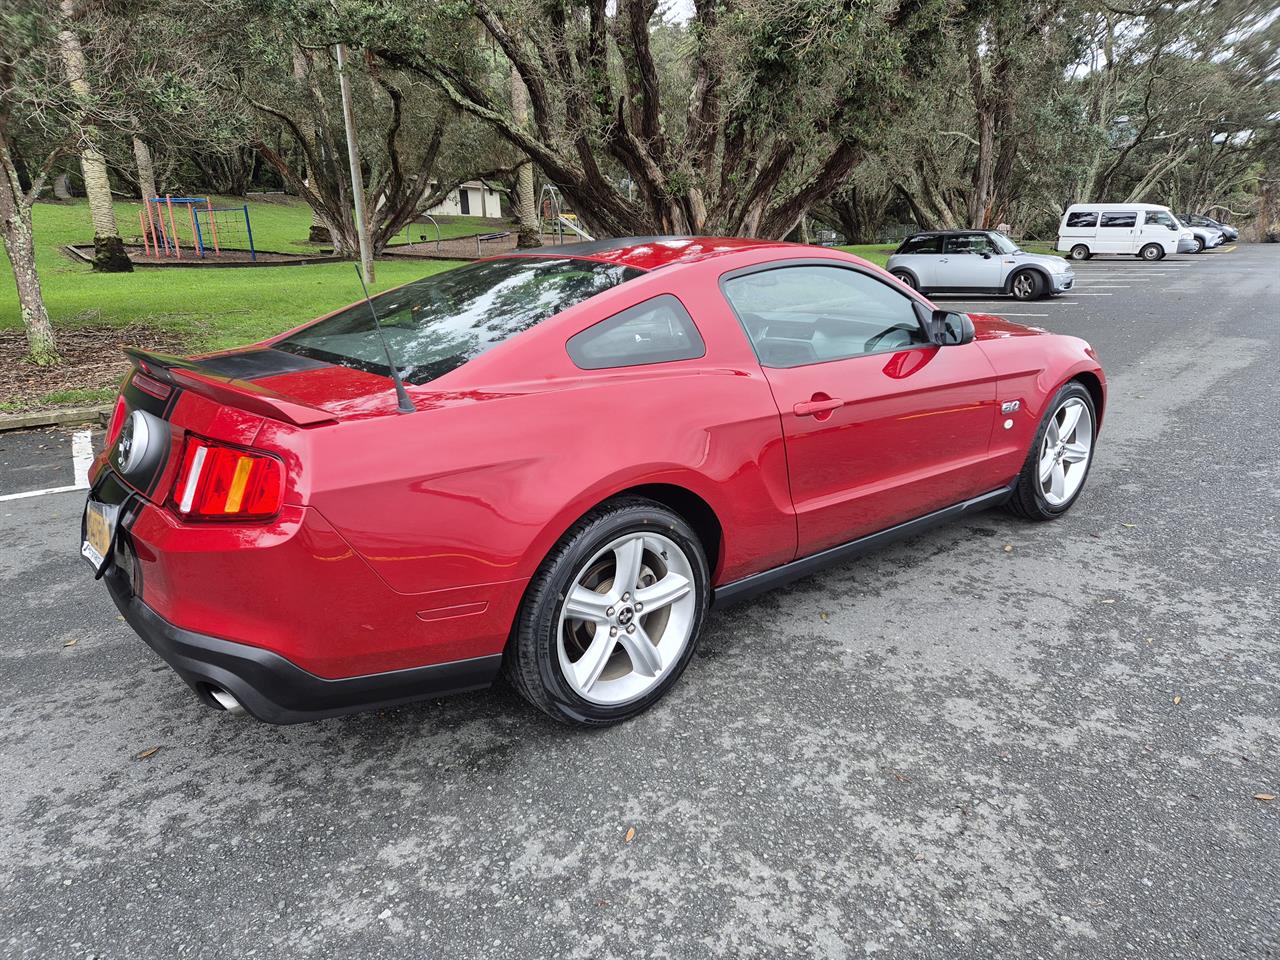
[967,313,1049,340]
[1008,251,1070,272]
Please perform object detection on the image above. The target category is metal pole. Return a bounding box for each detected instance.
[206,197,220,254]
[243,205,256,262]
[334,42,374,284]
[166,194,181,258]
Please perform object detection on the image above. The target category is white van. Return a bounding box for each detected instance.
[1056,202,1189,261]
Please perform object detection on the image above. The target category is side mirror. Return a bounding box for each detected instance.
[981,251,992,259]
[930,310,975,346]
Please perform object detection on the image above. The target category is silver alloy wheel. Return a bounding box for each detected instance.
[1039,397,1093,507]
[557,532,697,706]
[1012,272,1035,299]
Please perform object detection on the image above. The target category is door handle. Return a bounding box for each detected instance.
[794,397,844,417]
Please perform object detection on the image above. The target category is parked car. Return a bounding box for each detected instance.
[83,238,1105,726]
[1177,212,1237,244]
[1057,202,1184,260]
[1173,215,1224,253]
[886,230,1074,300]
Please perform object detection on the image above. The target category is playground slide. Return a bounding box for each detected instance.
[557,216,593,242]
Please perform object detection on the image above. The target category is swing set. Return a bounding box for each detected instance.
[139,195,257,261]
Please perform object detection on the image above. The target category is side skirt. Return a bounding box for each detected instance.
[713,485,1014,607]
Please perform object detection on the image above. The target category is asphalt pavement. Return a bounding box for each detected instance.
[1,244,1277,959]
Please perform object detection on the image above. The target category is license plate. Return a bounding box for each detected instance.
[81,497,119,574]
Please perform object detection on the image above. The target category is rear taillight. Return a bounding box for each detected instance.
[105,396,128,446]
[172,436,284,520]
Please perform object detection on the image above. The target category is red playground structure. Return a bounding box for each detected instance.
[140,196,256,261]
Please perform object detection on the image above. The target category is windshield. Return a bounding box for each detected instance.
[989,233,1020,255]
[276,258,643,384]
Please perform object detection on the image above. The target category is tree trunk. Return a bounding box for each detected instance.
[132,136,158,202]
[510,66,541,248]
[0,132,59,365]
[57,0,131,272]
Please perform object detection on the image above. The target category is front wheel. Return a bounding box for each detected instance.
[1193,237,1206,254]
[1069,244,1091,261]
[505,498,710,726]
[1140,243,1163,261]
[1007,382,1097,521]
[1010,270,1043,301]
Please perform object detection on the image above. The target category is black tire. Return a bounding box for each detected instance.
[1007,381,1097,521]
[1139,243,1163,261]
[1193,237,1205,254]
[891,270,918,290]
[504,497,710,726]
[1069,244,1091,261]
[1009,270,1044,301]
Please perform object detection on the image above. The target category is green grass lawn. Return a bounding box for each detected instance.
[0,197,477,352]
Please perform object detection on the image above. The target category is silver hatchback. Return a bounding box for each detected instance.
[886,230,1074,301]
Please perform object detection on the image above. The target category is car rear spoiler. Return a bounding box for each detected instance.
[123,348,337,427]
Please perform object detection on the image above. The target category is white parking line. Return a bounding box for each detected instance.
[0,429,94,503]
[0,484,84,503]
[935,300,1078,306]
[72,429,93,488]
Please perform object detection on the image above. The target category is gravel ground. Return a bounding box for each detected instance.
[1,244,1276,959]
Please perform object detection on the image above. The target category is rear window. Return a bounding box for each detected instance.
[1066,211,1098,227]
[276,257,643,384]
[896,235,942,255]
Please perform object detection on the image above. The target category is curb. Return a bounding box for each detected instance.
[0,405,112,433]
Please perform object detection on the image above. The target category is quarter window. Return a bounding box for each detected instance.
[1066,211,1098,228]
[566,294,705,370]
[896,235,942,255]
[722,265,930,368]
[1100,211,1137,228]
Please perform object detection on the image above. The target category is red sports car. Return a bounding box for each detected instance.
[83,237,1104,726]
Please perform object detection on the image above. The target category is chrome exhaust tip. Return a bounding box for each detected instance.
[209,687,246,717]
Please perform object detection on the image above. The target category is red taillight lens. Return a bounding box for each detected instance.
[106,396,128,446]
[172,437,284,520]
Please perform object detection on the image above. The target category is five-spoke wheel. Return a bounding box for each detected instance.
[506,498,709,725]
[1009,380,1097,520]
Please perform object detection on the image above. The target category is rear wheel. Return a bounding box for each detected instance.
[1140,243,1163,261]
[505,498,709,726]
[891,270,918,290]
[1008,382,1097,521]
[1010,270,1043,301]
[1069,244,1091,261]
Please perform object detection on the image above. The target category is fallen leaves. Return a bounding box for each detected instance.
[1120,523,1138,529]
[62,637,78,648]
[1254,794,1275,803]
[135,746,160,760]
[623,826,636,843]
[1172,695,1182,705]
[1002,544,1014,553]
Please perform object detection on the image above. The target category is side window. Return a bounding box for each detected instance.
[567,294,705,370]
[943,233,993,255]
[1100,211,1137,228]
[897,235,942,255]
[722,265,930,368]
[1143,211,1178,230]
[1066,211,1098,228]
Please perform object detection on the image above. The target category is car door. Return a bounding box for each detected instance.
[891,234,942,287]
[720,262,998,557]
[934,233,1004,290]
[1097,210,1138,252]
[1139,209,1179,251]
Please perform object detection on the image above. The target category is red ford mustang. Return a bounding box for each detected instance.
[83,237,1104,726]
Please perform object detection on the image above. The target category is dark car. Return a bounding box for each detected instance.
[1178,213,1238,243]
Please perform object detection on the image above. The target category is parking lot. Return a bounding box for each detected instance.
[1,244,1276,958]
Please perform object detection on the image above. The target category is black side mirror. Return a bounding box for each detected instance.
[930,310,975,346]
[981,252,992,259]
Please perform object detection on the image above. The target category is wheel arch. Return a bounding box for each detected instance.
[1006,264,1052,293]
[1071,370,1106,428]
[889,267,921,290]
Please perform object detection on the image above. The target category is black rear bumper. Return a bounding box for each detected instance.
[104,567,502,724]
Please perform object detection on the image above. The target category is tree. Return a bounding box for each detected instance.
[345,0,952,239]
[56,0,131,272]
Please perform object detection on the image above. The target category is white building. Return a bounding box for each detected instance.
[425,180,505,218]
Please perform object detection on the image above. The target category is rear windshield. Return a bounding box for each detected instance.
[276,257,643,384]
